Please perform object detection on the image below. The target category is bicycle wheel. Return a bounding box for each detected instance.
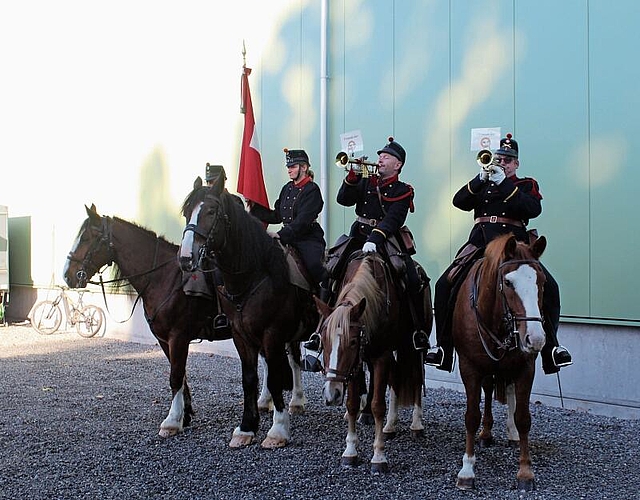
[75,305,105,338]
[31,300,63,335]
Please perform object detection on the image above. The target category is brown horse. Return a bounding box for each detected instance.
[63,204,218,437]
[452,233,547,491]
[179,189,318,448]
[315,251,427,473]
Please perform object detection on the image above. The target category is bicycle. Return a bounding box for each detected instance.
[30,285,106,338]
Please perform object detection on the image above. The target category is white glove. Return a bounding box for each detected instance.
[489,166,506,184]
[478,166,490,182]
[362,241,377,253]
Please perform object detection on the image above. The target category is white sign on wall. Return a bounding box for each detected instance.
[470,127,501,151]
[340,130,364,155]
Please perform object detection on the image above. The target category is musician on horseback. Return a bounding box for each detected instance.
[307,137,430,352]
[424,133,573,374]
[249,148,330,298]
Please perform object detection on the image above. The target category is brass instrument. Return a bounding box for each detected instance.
[476,149,503,174]
[335,151,378,177]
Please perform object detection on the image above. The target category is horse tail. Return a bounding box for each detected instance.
[390,335,424,407]
[494,374,508,405]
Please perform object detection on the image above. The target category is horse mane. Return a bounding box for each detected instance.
[216,191,289,290]
[479,233,530,304]
[327,255,384,343]
[106,217,178,291]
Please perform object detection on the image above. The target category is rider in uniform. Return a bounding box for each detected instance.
[306,137,430,352]
[424,134,573,374]
[250,149,329,297]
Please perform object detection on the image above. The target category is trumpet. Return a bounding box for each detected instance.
[476,149,503,173]
[335,151,379,177]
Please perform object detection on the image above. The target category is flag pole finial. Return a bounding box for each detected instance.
[242,40,246,68]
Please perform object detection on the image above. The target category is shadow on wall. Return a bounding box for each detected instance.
[137,146,184,244]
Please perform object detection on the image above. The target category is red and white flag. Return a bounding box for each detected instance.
[237,66,269,210]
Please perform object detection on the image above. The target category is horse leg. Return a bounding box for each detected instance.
[257,354,273,412]
[514,378,536,491]
[341,377,361,467]
[287,342,307,415]
[505,382,519,444]
[370,357,391,474]
[456,370,482,490]
[382,387,399,438]
[409,386,425,438]
[358,362,374,425]
[260,340,291,449]
[478,376,495,447]
[158,338,191,438]
[230,340,260,448]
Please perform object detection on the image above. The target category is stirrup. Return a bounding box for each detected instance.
[213,314,231,331]
[412,330,430,351]
[552,346,573,368]
[303,332,321,352]
[301,354,323,372]
[423,346,444,367]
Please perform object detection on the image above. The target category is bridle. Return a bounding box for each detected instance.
[471,258,544,361]
[321,303,368,384]
[66,216,115,287]
[182,199,230,272]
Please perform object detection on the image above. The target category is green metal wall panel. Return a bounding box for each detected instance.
[588,1,640,319]
[515,1,590,317]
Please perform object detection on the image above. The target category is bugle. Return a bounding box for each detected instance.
[335,151,378,177]
[476,149,502,173]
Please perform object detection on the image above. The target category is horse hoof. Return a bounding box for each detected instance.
[456,477,475,490]
[288,404,305,416]
[261,436,288,449]
[508,439,519,448]
[357,413,375,425]
[341,456,359,468]
[383,431,397,440]
[479,436,494,448]
[410,429,424,440]
[158,427,179,438]
[229,434,254,448]
[517,478,536,491]
[370,462,390,474]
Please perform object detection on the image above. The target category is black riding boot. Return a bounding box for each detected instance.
[409,289,430,351]
[540,270,572,374]
[424,273,454,371]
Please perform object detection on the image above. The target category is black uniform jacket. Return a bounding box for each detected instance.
[337,172,414,247]
[453,173,542,248]
[251,176,324,245]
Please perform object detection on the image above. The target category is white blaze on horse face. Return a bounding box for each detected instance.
[180,202,202,259]
[63,230,83,279]
[326,325,343,379]
[505,264,546,350]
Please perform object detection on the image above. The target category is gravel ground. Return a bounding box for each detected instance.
[0,324,638,500]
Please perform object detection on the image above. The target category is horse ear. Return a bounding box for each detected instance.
[314,295,333,318]
[194,176,203,189]
[351,297,367,321]
[85,204,98,216]
[532,235,547,259]
[505,234,518,259]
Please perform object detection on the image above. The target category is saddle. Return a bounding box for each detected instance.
[269,233,314,292]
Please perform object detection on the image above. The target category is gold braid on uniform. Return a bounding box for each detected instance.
[504,186,519,201]
[371,228,387,240]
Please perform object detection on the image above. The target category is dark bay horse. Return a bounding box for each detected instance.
[63,204,218,437]
[315,251,426,473]
[452,233,547,491]
[179,189,318,448]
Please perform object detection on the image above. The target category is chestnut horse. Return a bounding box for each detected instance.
[452,233,547,491]
[315,251,427,473]
[179,189,318,449]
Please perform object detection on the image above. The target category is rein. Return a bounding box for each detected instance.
[470,258,544,361]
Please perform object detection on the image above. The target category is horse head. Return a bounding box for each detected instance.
[316,295,367,406]
[179,185,228,272]
[63,204,114,288]
[481,233,548,355]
